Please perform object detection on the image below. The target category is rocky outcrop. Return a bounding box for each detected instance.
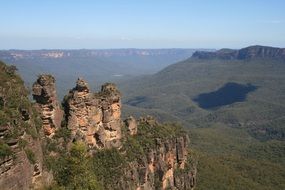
[0,136,47,190]
[0,107,51,190]
[32,75,63,137]
[192,45,285,60]
[119,119,196,190]
[58,78,196,189]
[1,61,197,190]
[237,45,285,59]
[0,61,51,189]
[32,75,123,149]
[63,78,122,149]
[124,116,138,135]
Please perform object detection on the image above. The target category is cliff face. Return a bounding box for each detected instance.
[32,75,63,137]
[192,45,285,60]
[34,76,196,190]
[63,78,122,149]
[0,137,45,190]
[1,67,196,190]
[120,125,196,190]
[0,62,50,190]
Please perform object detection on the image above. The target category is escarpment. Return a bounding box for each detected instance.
[192,45,285,60]
[1,64,196,190]
[35,76,196,189]
[0,62,50,190]
[118,118,196,190]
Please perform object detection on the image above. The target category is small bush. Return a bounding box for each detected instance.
[18,139,28,149]
[92,148,126,188]
[54,127,71,142]
[0,142,13,158]
[25,148,36,164]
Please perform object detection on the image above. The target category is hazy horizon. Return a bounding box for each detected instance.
[1,0,284,49]
[1,45,284,51]
[1,47,212,51]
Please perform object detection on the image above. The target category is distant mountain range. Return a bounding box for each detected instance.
[1,45,284,189]
[192,45,285,60]
[0,48,211,98]
[120,45,285,138]
[0,48,210,60]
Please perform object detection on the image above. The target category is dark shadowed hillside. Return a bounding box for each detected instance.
[192,82,258,109]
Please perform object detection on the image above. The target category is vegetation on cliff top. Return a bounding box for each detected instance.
[46,120,189,190]
[0,61,41,161]
[123,121,185,161]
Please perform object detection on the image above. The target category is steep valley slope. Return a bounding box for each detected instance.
[119,45,285,189]
[1,45,285,189]
[0,60,196,190]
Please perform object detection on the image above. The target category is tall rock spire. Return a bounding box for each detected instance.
[32,74,63,137]
[63,78,122,149]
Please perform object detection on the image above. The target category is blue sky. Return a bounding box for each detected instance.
[0,0,284,49]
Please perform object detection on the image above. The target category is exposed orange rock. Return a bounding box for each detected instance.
[30,75,196,189]
[63,78,122,149]
[120,118,196,190]
[32,75,63,137]
[124,116,138,135]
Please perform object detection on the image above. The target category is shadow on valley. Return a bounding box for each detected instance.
[193,82,258,109]
[125,96,148,106]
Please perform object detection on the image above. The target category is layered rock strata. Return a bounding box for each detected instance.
[0,62,51,190]
[30,75,196,189]
[63,78,122,149]
[121,119,196,190]
[0,135,45,190]
[32,75,63,137]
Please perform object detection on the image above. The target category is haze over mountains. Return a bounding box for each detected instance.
[1,45,285,189]
[118,45,285,189]
[120,45,285,138]
[0,60,196,190]
[192,45,285,60]
[0,48,205,98]
[1,0,285,189]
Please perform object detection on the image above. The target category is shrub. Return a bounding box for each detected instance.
[55,142,102,190]
[25,148,36,164]
[0,142,13,158]
[92,148,126,188]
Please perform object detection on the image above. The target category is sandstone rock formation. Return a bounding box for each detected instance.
[0,66,196,190]
[124,116,138,135]
[63,78,122,149]
[0,135,46,190]
[34,76,196,189]
[32,75,63,137]
[0,103,52,190]
[0,62,51,190]
[118,119,196,190]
